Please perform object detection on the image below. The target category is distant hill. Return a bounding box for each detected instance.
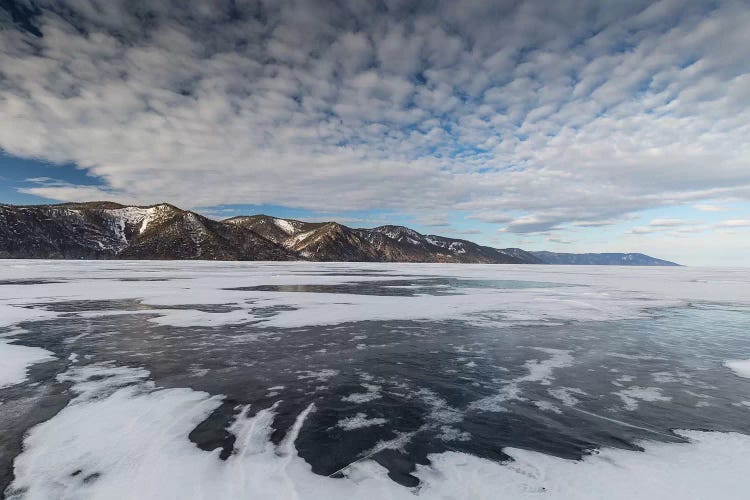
[0,202,678,265]
[530,251,679,266]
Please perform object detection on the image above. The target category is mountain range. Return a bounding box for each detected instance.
[0,202,679,265]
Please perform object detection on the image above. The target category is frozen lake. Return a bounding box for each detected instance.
[1,261,750,499]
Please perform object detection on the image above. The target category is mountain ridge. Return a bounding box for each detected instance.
[0,202,679,265]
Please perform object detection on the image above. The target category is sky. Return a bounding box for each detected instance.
[0,0,748,266]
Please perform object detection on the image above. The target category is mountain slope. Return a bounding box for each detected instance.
[224,215,328,246]
[370,226,523,263]
[226,216,401,261]
[497,248,546,264]
[0,203,128,259]
[227,217,524,262]
[0,202,679,265]
[0,203,295,260]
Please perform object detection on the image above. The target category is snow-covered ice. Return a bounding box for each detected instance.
[2,260,750,499]
[0,261,749,332]
[6,362,750,500]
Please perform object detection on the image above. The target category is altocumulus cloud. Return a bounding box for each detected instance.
[1,0,749,233]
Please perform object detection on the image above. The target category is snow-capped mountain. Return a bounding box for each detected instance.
[0,203,295,260]
[0,202,678,265]
[224,216,523,262]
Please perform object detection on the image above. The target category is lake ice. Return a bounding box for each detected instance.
[1,261,750,499]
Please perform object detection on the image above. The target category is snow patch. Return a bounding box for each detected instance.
[337,413,387,431]
[273,218,297,234]
[548,387,587,407]
[614,386,672,411]
[342,383,381,403]
[296,369,339,383]
[724,359,750,379]
[0,339,55,389]
[417,430,750,500]
[284,229,316,248]
[470,349,573,412]
[533,400,562,414]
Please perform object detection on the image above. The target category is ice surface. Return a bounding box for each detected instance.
[3,261,750,498]
[725,359,750,378]
[7,363,750,500]
[1,261,749,332]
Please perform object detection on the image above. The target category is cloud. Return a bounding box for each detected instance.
[0,0,749,233]
[694,204,730,212]
[647,219,689,227]
[18,177,140,205]
[571,218,626,227]
[546,237,574,245]
[469,213,516,224]
[673,225,710,234]
[417,214,451,227]
[498,215,563,234]
[716,219,750,228]
[628,217,710,235]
